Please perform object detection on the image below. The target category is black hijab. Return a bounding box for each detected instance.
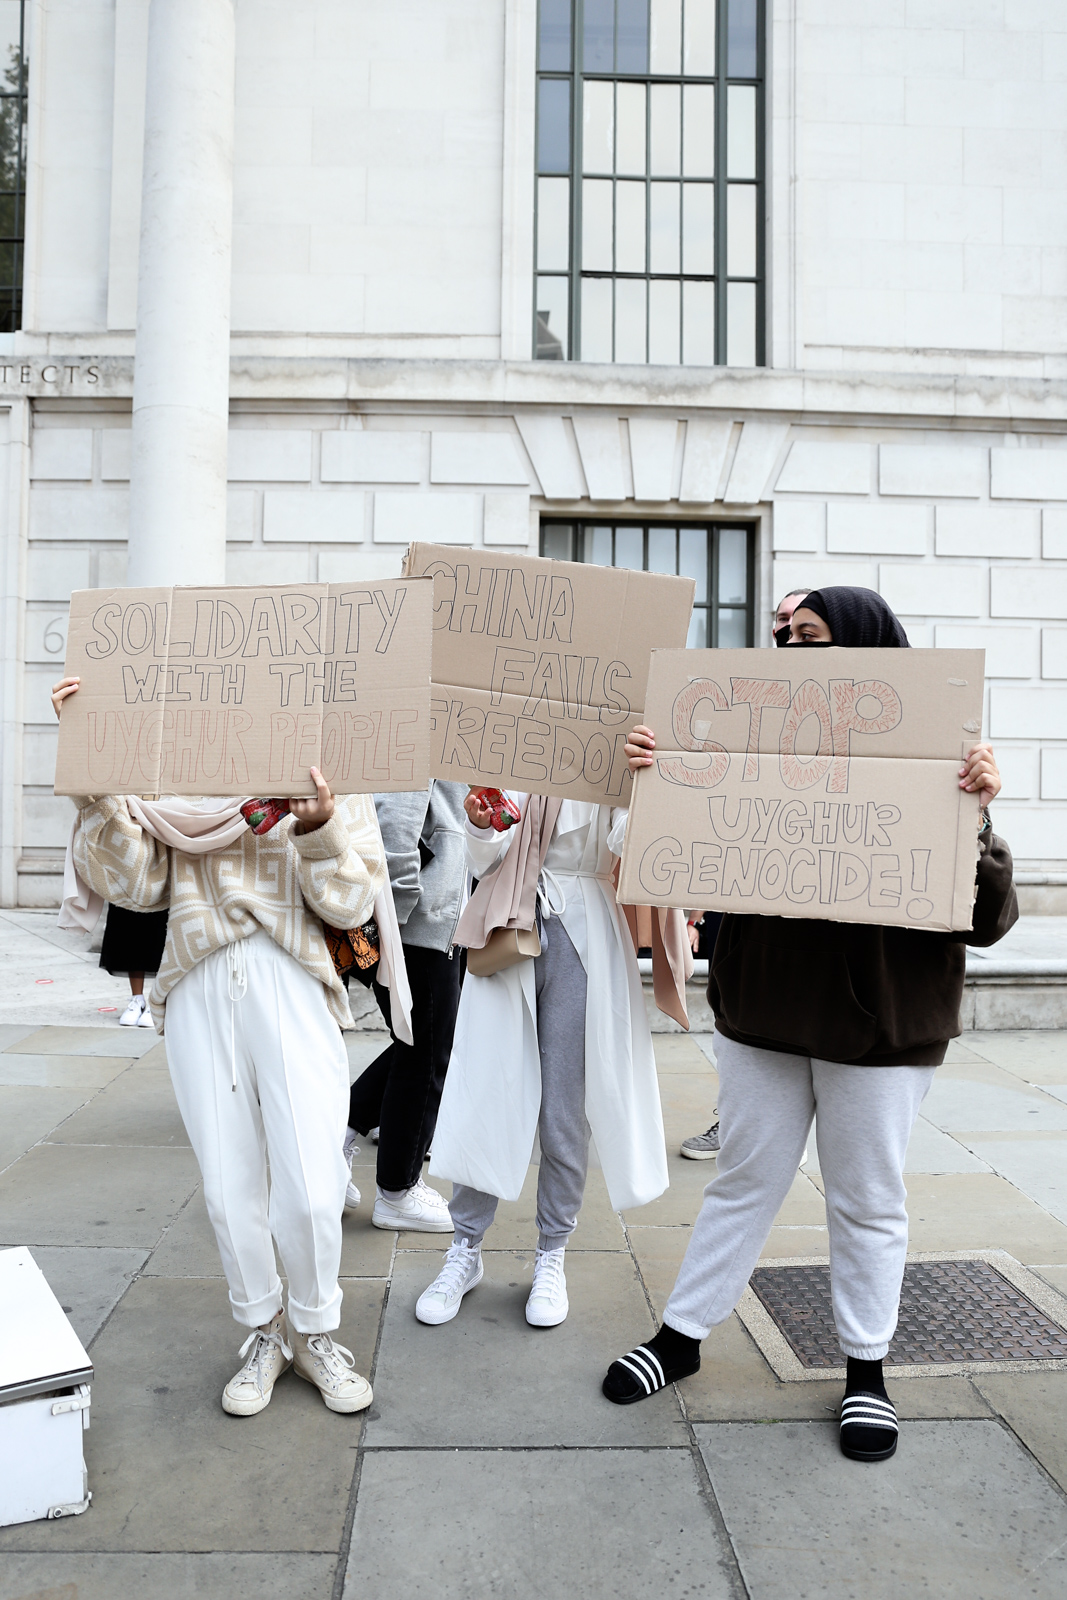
[793,586,910,649]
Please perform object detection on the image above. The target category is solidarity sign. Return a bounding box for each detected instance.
[54,579,434,796]
[404,543,695,805]
[617,647,986,931]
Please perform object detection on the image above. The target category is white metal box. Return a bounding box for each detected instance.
[0,1247,94,1526]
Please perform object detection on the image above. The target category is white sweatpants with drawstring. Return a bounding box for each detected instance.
[164,929,350,1334]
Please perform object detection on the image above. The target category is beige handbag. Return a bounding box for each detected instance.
[466,924,541,977]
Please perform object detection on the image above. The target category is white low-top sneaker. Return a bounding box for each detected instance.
[137,1000,156,1028]
[342,1127,361,1213]
[415,1241,483,1325]
[118,995,147,1028]
[221,1311,292,1416]
[526,1246,569,1327]
[372,1177,454,1234]
[290,1330,373,1414]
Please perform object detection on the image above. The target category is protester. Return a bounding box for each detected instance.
[774,586,811,647]
[52,673,387,1421]
[602,587,1018,1466]
[414,792,689,1330]
[343,781,467,1232]
[680,585,811,1159]
[99,904,169,1027]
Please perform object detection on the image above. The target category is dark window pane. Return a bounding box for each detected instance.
[647,526,676,573]
[679,527,707,602]
[727,0,757,77]
[615,0,649,73]
[583,0,614,71]
[537,77,571,172]
[583,524,614,565]
[614,525,644,570]
[538,0,572,70]
[717,607,748,648]
[542,523,575,560]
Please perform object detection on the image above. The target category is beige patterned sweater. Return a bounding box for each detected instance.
[72,794,387,1031]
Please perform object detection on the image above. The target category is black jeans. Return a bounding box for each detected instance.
[348,943,462,1193]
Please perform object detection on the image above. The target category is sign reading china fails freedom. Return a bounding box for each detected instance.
[617,648,986,932]
[54,580,433,797]
[403,544,695,805]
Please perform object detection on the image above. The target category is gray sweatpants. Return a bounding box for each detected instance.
[450,914,590,1252]
[664,1030,935,1359]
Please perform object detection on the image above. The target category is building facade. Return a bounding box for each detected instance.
[2,0,1066,909]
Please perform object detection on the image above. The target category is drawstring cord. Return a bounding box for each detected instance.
[537,867,567,921]
[227,940,247,1092]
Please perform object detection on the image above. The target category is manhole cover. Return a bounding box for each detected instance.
[750,1260,1067,1369]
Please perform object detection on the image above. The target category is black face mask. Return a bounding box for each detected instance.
[774,623,790,647]
[782,637,834,647]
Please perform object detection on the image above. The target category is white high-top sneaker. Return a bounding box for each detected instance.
[342,1127,361,1213]
[290,1330,373,1414]
[221,1310,292,1416]
[415,1240,483,1325]
[372,1177,454,1233]
[526,1246,569,1327]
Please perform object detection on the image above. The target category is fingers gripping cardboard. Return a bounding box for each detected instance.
[617,648,985,932]
[54,579,433,797]
[403,543,695,805]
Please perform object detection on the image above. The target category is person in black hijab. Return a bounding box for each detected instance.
[604,589,1018,1467]
[788,586,911,649]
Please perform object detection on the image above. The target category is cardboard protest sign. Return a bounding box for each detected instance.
[617,648,985,932]
[54,580,433,797]
[403,543,695,805]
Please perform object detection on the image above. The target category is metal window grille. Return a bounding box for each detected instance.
[540,517,755,646]
[535,0,764,366]
[0,1,26,333]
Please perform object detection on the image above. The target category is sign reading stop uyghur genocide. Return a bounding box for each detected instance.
[403,543,695,805]
[54,580,433,797]
[617,648,985,932]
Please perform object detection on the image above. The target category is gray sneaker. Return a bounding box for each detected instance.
[680,1122,720,1160]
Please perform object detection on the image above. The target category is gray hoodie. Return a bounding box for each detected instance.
[373,781,469,953]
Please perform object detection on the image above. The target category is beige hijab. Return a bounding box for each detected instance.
[453,798,692,1030]
[60,796,413,1045]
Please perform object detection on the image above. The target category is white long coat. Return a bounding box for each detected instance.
[429,799,669,1212]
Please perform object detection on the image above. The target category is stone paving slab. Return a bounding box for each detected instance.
[923,1077,1067,1131]
[364,1251,688,1449]
[45,1066,191,1148]
[0,1142,201,1247]
[696,1419,1067,1600]
[965,1030,1067,1083]
[0,1275,383,1555]
[901,1173,1067,1262]
[0,1553,339,1600]
[24,1244,149,1346]
[344,1448,736,1600]
[9,1024,159,1057]
[0,1084,91,1169]
[961,1135,1067,1226]
[0,1051,132,1088]
[972,1370,1067,1493]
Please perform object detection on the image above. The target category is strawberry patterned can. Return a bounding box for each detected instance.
[471,787,522,832]
[240,797,291,835]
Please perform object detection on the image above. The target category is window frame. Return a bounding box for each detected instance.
[0,0,27,334]
[540,515,757,647]
[534,0,765,367]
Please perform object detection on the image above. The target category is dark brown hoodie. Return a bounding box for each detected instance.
[709,586,1019,1066]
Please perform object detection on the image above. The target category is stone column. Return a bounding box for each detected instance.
[127,0,235,587]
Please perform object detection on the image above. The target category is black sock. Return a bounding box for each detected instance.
[647,1323,701,1370]
[845,1355,887,1398]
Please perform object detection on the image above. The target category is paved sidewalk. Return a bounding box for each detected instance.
[0,1012,1065,1599]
